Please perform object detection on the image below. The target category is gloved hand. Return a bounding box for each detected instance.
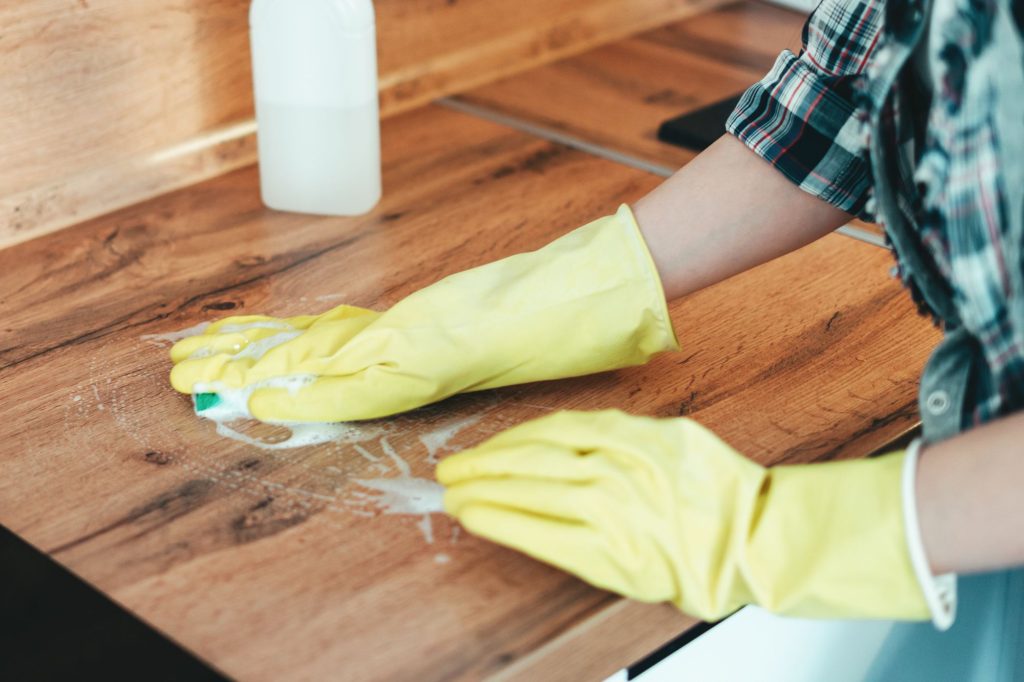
[169,205,678,422]
[438,410,932,622]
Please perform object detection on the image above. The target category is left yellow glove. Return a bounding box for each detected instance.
[438,410,932,622]
[169,205,678,422]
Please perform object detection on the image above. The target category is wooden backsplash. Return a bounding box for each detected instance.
[0,0,726,248]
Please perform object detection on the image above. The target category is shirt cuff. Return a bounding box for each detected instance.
[726,50,872,216]
[902,438,957,630]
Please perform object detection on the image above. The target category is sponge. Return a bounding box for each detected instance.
[194,392,222,412]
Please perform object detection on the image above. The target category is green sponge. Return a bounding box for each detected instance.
[194,392,222,412]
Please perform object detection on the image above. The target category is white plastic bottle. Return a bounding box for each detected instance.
[249,0,381,216]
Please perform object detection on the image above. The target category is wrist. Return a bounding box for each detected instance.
[618,204,680,354]
[902,439,957,630]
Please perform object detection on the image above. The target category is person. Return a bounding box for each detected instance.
[169,0,1024,670]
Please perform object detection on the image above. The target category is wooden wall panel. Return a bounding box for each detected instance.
[0,0,728,248]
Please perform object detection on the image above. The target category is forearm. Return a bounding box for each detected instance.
[916,410,1024,574]
[633,135,853,300]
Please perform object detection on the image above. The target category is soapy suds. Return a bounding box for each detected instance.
[86,341,352,539]
[192,377,315,421]
[434,553,451,564]
[353,444,390,474]
[379,437,410,476]
[140,321,211,345]
[419,515,435,544]
[212,421,380,451]
[349,437,446,542]
[193,377,391,450]
[217,320,295,334]
[352,475,445,544]
[419,413,482,464]
[351,476,445,515]
[127,320,518,553]
[231,330,302,360]
[181,322,301,361]
[142,320,297,354]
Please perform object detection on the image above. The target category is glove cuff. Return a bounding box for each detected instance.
[901,438,958,630]
[615,204,681,354]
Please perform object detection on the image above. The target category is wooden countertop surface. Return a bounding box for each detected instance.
[0,95,939,680]
[457,0,796,170]
[455,1,884,240]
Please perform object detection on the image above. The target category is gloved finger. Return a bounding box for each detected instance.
[246,367,437,422]
[170,333,241,363]
[302,303,379,329]
[169,354,249,393]
[207,314,294,334]
[170,315,296,361]
[170,326,306,390]
[443,477,596,522]
[456,503,619,593]
[170,327,298,364]
[200,304,375,337]
[436,442,603,486]
[474,410,655,457]
[172,315,392,407]
[252,315,381,365]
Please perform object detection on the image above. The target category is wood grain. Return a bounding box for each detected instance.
[456,1,885,238]
[0,0,728,248]
[0,103,938,680]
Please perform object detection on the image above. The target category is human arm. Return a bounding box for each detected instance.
[439,0,987,626]
[634,135,851,300]
[917,410,1024,575]
[167,133,857,422]
[635,0,891,299]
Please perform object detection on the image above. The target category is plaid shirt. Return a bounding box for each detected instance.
[726,0,1024,442]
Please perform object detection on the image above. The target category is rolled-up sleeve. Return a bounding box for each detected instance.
[725,0,884,216]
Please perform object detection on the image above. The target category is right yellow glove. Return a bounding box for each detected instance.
[169,205,678,422]
[439,410,939,623]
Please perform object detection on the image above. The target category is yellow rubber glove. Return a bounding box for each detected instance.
[438,410,931,622]
[170,205,678,422]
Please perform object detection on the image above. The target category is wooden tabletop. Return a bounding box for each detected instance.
[456,1,797,170]
[454,1,884,240]
[0,95,939,680]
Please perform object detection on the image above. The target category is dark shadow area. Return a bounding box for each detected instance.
[657,93,745,151]
[0,525,226,681]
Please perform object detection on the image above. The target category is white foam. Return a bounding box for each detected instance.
[419,414,482,464]
[419,515,435,544]
[218,320,295,333]
[140,321,211,345]
[352,443,445,544]
[352,476,445,515]
[232,330,302,360]
[192,377,391,451]
[193,376,315,422]
[379,436,410,476]
[214,421,375,450]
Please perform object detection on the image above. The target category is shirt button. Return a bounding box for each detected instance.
[905,0,923,24]
[926,391,950,416]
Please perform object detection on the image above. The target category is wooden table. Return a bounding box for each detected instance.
[0,95,939,680]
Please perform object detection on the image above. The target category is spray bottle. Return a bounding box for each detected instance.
[249,0,381,215]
